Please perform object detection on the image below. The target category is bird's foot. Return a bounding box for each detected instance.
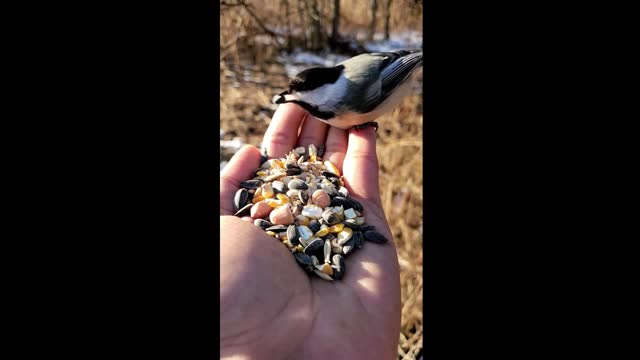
[351,121,379,133]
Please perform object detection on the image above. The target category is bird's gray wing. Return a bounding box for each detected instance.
[378,50,423,98]
[354,50,423,113]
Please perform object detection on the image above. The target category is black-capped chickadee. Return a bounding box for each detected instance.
[272,49,423,131]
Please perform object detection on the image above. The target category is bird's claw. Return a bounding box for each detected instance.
[351,121,379,133]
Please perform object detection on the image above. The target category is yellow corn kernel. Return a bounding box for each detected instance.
[320,262,333,275]
[265,199,281,208]
[252,195,265,204]
[296,245,304,252]
[310,155,317,163]
[256,170,269,176]
[262,183,274,198]
[328,223,344,233]
[315,227,329,237]
[324,160,341,176]
[276,194,290,204]
[266,231,276,237]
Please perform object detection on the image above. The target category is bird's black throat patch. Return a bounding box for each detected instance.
[289,65,344,92]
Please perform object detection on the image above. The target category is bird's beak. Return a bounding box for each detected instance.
[272,90,295,104]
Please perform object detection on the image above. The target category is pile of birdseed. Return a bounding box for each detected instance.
[233,144,388,281]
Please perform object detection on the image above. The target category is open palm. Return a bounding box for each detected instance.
[220,104,401,360]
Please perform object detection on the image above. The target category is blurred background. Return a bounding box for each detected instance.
[220,1,423,358]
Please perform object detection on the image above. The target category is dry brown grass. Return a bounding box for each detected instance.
[220,2,423,358]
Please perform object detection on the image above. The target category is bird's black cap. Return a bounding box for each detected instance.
[288,65,345,92]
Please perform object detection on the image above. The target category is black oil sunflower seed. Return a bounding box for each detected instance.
[234,203,253,217]
[303,238,324,255]
[254,219,273,230]
[322,171,339,178]
[287,224,300,245]
[265,225,288,232]
[363,230,388,244]
[288,179,308,190]
[239,179,263,189]
[330,196,363,212]
[308,220,321,233]
[331,254,345,280]
[234,188,249,211]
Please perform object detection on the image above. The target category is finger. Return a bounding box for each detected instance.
[342,127,380,202]
[322,126,348,170]
[220,145,262,215]
[262,103,306,159]
[297,114,328,149]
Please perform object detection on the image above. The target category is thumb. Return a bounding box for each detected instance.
[220,145,263,215]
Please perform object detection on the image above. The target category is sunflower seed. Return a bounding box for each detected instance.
[353,231,364,248]
[265,225,288,232]
[294,252,313,266]
[321,184,339,198]
[240,179,263,189]
[254,219,273,230]
[331,254,345,280]
[322,209,341,225]
[299,190,309,204]
[304,238,324,255]
[288,179,308,190]
[308,219,321,233]
[318,144,325,157]
[272,181,286,194]
[358,224,376,232]
[322,171,339,178]
[330,196,363,212]
[363,230,388,244]
[287,224,299,245]
[234,189,249,211]
[342,237,356,256]
[328,177,342,188]
[234,203,253,217]
[286,167,302,176]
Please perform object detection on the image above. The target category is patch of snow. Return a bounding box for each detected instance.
[276,31,422,77]
[364,31,423,52]
[278,49,350,78]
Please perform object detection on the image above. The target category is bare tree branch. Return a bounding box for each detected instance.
[368,0,378,41]
[222,0,285,47]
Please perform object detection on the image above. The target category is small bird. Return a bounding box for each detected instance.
[272,49,423,131]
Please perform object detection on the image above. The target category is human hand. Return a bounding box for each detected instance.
[220,103,401,359]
